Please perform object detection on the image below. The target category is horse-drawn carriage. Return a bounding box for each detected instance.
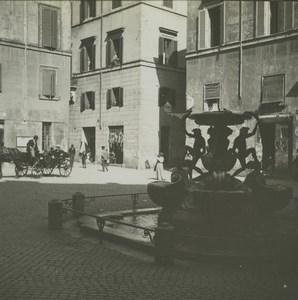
[0,147,72,179]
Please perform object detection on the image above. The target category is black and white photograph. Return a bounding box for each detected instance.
[1,0,298,299]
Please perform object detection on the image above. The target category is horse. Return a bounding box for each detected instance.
[0,147,24,179]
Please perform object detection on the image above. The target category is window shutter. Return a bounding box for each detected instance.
[50,71,56,98]
[80,1,84,22]
[204,83,220,100]
[106,89,112,109]
[256,1,265,36]
[90,91,95,110]
[262,75,284,103]
[0,63,2,92]
[51,10,58,49]
[158,37,164,64]
[119,37,123,64]
[91,44,96,70]
[169,40,177,66]
[42,8,52,48]
[220,4,224,45]
[119,87,123,107]
[90,0,96,17]
[43,69,52,97]
[83,0,88,20]
[285,2,293,30]
[106,40,112,67]
[80,93,85,112]
[80,48,86,72]
[199,10,206,49]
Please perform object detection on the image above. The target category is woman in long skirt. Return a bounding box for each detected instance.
[155,153,165,180]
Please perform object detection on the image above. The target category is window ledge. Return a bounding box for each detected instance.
[39,96,59,101]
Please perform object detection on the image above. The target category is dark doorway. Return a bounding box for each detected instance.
[108,126,124,164]
[160,126,170,164]
[83,127,95,162]
[259,123,275,172]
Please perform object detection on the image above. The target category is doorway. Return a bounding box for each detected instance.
[108,126,124,164]
[160,126,170,164]
[259,121,292,174]
[0,120,4,144]
[83,127,95,162]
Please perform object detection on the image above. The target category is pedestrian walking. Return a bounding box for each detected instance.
[80,151,87,168]
[101,146,109,172]
[68,144,76,167]
[154,152,165,180]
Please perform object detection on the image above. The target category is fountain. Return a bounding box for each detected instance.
[148,110,294,258]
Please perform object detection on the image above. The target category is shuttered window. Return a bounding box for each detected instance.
[42,122,52,151]
[163,1,173,8]
[198,4,223,49]
[80,0,96,22]
[112,0,122,9]
[106,87,124,109]
[80,91,95,112]
[158,37,177,66]
[41,6,58,49]
[204,83,220,112]
[106,28,124,68]
[42,69,56,99]
[80,37,96,72]
[262,74,285,104]
[159,87,176,108]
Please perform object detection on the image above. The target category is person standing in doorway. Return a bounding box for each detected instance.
[101,146,109,172]
[68,144,76,167]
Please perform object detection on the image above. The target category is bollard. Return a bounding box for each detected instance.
[154,222,175,266]
[72,192,85,218]
[48,199,63,230]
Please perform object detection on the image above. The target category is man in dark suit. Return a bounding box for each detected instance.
[26,135,39,162]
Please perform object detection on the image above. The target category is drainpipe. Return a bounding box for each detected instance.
[238,0,242,103]
[99,0,103,130]
[23,1,28,122]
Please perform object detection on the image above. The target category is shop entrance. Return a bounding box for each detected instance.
[259,120,292,174]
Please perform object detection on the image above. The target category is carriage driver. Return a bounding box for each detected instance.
[26,135,39,162]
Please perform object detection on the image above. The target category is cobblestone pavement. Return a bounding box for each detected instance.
[1,163,298,299]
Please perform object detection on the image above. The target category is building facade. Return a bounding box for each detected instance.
[70,0,187,168]
[0,1,71,151]
[186,0,298,176]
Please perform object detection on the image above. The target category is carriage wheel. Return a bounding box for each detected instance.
[59,159,72,177]
[31,161,43,177]
[42,167,53,176]
[15,163,28,177]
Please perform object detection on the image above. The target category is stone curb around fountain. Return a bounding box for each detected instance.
[77,208,162,255]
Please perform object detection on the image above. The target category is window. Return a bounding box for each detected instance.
[159,28,177,67]
[80,37,96,72]
[256,1,293,37]
[80,91,95,112]
[262,74,285,104]
[203,83,220,111]
[163,0,173,8]
[198,4,224,49]
[106,28,124,67]
[112,0,122,9]
[80,0,96,22]
[40,5,59,49]
[40,67,57,100]
[106,87,123,109]
[42,122,52,151]
[159,87,176,109]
